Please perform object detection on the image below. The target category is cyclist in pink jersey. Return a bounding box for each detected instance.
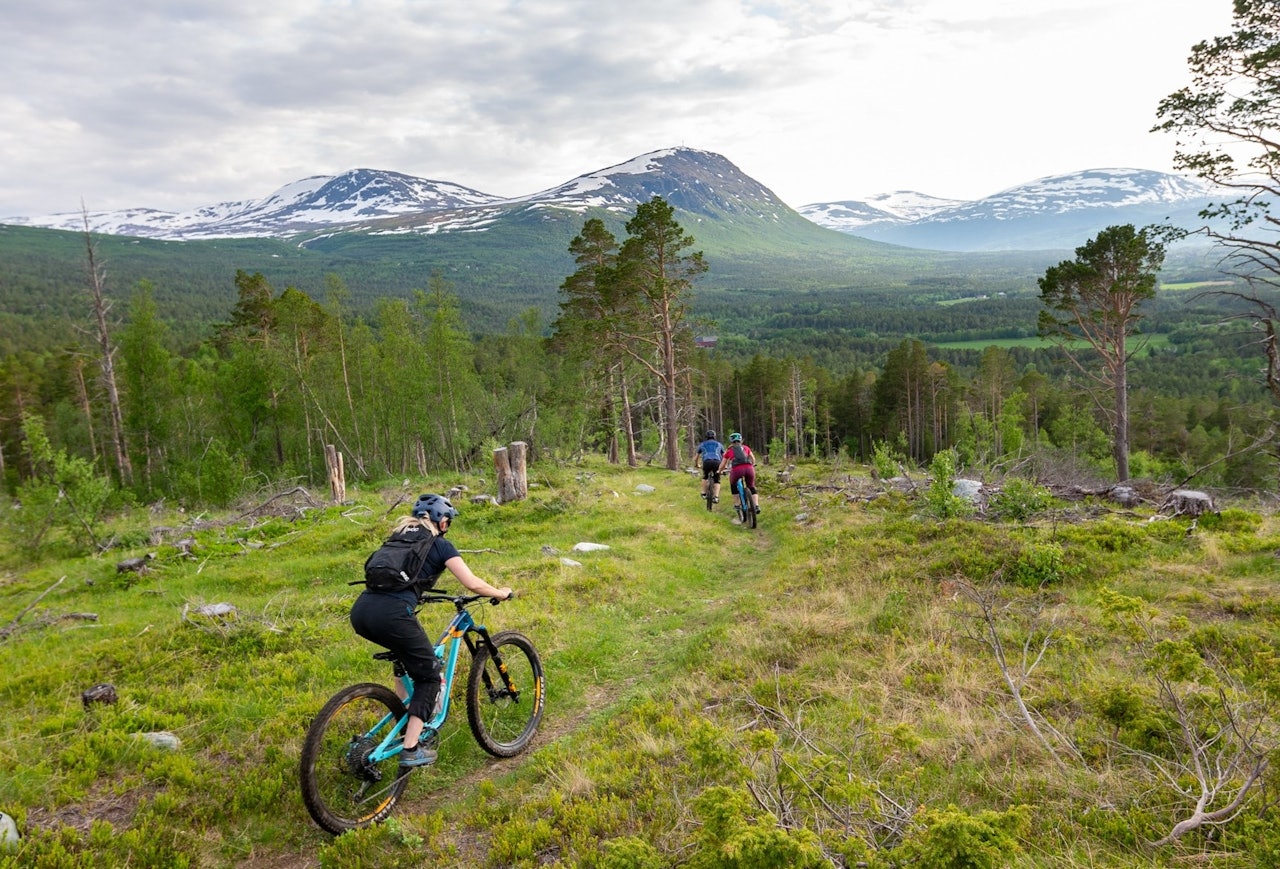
[717,432,760,515]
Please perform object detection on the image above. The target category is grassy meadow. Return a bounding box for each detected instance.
[1,458,1279,868]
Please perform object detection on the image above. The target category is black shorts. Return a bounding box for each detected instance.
[701,459,721,481]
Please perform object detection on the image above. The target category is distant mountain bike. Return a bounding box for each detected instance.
[300,592,544,834]
[733,477,757,529]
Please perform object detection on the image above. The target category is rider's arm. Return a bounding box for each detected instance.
[444,555,513,600]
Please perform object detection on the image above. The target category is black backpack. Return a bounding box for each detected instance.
[360,527,438,592]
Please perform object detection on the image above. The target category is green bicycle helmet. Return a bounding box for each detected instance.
[729,432,743,443]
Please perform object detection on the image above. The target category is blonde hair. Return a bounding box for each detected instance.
[392,515,441,536]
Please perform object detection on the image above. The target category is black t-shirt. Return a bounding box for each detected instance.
[416,535,460,590]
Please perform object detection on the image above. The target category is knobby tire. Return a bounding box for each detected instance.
[737,478,756,529]
[300,683,409,834]
[466,630,545,757]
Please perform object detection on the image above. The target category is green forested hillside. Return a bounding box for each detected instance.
[1,458,1277,868]
[0,214,1048,350]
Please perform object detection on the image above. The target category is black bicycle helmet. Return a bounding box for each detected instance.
[412,493,459,525]
[705,430,716,440]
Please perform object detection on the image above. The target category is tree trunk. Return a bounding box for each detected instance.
[81,213,132,485]
[621,373,638,468]
[1113,338,1130,482]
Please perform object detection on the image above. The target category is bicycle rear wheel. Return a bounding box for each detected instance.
[467,630,545,757]
[738,479,755,528]
[300,683,409,834]
[705,483,714,511]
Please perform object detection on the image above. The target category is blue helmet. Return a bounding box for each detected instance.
[412,493,459,525]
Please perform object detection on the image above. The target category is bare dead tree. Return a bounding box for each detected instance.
[1140,677,1273,848]
[1101,592,1278,849]
[80,206,132,485]
[953,578,1083,766]
[733,668,919,856]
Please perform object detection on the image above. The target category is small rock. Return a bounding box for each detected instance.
[635,484,656,494]
[572,542,610,552]
[0,812,18,852]
[135,731,182,751]
[559,558,582,568]
[541,545,560,555]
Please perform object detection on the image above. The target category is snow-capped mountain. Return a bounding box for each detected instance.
[5,168,504,240]
[800,168,1215,251]
[798,192,965,234]
[518,148,789,218]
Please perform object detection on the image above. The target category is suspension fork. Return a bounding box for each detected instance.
[465,626,519,697]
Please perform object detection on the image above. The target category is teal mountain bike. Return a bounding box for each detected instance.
[734,477,757,529]
[300,592,544,834]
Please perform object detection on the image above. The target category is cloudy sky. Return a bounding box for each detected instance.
[2,0,1236,218]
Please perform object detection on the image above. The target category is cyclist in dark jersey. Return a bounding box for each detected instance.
[349,494,513,768]
[694,430,725,503]
[718,432,760,514]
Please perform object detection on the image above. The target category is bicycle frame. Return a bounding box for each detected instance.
[362,600,494,764]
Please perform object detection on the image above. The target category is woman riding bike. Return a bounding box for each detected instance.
[718,433,760,515]
[348,494,513,767]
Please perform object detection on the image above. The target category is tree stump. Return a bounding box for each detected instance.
[1160,489,1215,517]
[324,444,346,504]
[494,442,529,504]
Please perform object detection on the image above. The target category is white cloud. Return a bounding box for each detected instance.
[0,0,1237,216]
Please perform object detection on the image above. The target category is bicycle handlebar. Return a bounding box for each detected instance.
[419,591,514,609]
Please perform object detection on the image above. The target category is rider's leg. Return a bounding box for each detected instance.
[745,469,760,511]
[351,595,439,750]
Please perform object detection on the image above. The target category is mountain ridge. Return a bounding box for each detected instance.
[799,167,1214,251]
[3,150,1213,253]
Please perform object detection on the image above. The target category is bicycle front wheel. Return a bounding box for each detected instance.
[467,631,545,757]
[300,683,409,834]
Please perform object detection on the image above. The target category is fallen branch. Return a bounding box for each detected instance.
[0,576,66,641]
[235,486,321,520]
